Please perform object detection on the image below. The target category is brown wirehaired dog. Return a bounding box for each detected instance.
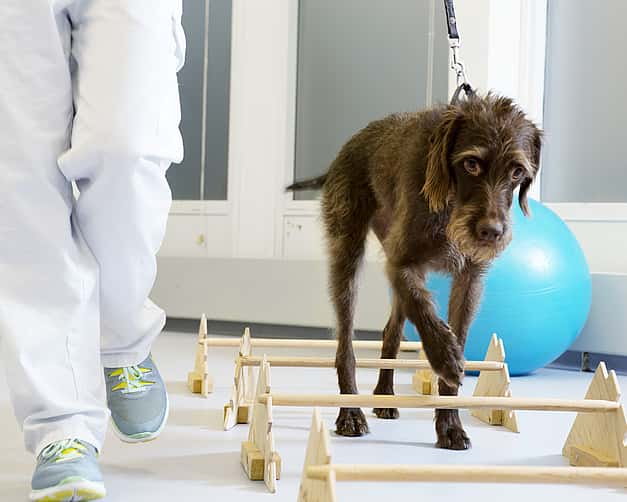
[288,93,541,449]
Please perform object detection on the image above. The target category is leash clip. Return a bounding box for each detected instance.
[443,1,475,104]
[450,39,469,87]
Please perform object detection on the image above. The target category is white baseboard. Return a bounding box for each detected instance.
[152,257,389,331]
[153,260,627,357]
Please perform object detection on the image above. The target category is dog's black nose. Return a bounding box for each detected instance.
[476,220,504,242]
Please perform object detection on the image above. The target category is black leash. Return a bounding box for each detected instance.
[443,0,475,104]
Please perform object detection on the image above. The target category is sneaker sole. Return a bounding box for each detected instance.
[110,393,170,444]
[30,480,106,501]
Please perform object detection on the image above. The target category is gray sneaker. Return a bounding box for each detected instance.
[104,354,169,443]
[30,439,105,501]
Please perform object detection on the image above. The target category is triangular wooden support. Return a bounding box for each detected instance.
[241,357,282,492]
[471,334,518,432]
[187,314,213,396]
[224,328,256,430]
[412,348,439,395]
[298,409,337,502]
[563,362,627,467]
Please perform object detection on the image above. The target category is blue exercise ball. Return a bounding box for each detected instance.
[403,198,591,375]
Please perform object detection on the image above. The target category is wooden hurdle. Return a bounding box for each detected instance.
[187,317,423,396]
[224,333,513,431]
[298,410,627,501]
[187,314,212,397]
[245,360,627,492]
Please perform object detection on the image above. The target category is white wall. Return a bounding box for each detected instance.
[156,1,627,357]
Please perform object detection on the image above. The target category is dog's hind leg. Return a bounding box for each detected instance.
[327,228,371,437]
[436,264,484,450]
[369,211,404,419]
[373,294,404,419]
[322,177,374,437]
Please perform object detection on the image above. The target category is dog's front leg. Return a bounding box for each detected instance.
[436,264,485,450]
[387,263,465,389]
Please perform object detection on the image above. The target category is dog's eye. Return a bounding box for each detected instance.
[512,166,525,180]
[463,158,481,176]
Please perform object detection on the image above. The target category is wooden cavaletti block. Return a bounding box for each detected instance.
[412,347,439,395]
[563,361,627,468]
[471,334,519,432]
[187,314,212,396]
[240,357,281,492]
[223,328,255,430]
[298,409,337,502]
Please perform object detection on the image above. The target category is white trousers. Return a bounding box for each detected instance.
[0,0,185,454]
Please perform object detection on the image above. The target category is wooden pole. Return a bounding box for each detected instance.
[202,338,422,351]
[305,465,627,487]
[240,355,503,371]
[259,393,621,413]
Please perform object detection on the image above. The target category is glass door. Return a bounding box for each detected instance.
[542,0,627,356]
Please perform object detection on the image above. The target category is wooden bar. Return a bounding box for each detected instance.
[259,393,621,413]
[202,338,422,350]
[306,465,627,486]
[240,355,504,371]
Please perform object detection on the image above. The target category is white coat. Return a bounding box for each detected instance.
[0,0,185,455]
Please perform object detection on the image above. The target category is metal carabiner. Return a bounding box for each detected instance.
[444,1,474,103]
[450,42,469,87]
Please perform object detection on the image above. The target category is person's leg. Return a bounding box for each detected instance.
[0,0,107,455]
[59,0,185,368]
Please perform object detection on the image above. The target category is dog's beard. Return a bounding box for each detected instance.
[446,208,512,263]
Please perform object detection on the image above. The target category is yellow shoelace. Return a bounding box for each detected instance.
[109,366,155,394]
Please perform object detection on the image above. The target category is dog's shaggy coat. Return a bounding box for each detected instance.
[288,93,542,449]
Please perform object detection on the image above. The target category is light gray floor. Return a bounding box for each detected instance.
[1,331,626,501]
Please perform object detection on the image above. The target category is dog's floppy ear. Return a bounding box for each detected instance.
[422,108,462,213]
[519,125,543,217]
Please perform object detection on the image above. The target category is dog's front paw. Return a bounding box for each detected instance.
[335,408,370,436]
[424,321,464,388]
[436,410,471,450]
[436,424,471,450]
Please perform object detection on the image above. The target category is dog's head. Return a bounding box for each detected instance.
[421,93,542,263]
